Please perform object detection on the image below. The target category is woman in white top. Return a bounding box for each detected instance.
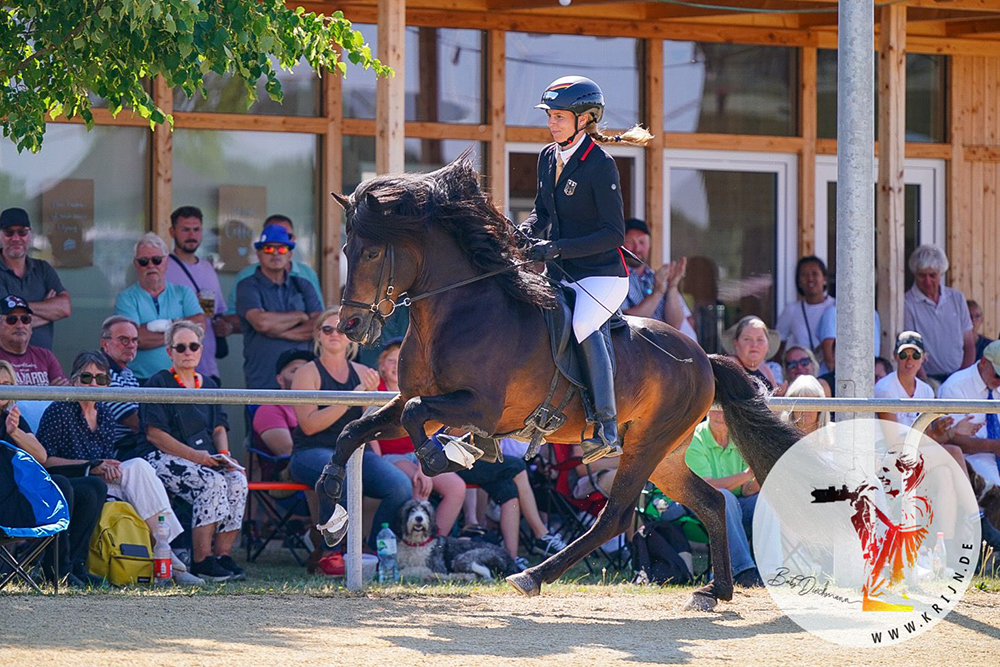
[875,331,935,429]
[775,256,835,352]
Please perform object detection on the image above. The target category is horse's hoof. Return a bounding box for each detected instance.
[684,588,718,612]
[506,570,541,597]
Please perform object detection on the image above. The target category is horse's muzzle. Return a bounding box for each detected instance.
[339,311,382,346]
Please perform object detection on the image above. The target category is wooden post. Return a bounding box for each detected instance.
[151,76,173,239]
[377,0,405,175]
[488,30,506,205]
[799,47,817,258]
[876,5,906,355]
[645,38,665,268]
[321,69,344,307]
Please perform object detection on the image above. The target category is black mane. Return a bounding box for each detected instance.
[345,153,557,309]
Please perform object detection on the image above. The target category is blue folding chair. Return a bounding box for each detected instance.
[1,440,70,593]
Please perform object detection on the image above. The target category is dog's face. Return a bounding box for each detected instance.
[398,499,437,543]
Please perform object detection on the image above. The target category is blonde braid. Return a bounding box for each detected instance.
[586,122,653,147]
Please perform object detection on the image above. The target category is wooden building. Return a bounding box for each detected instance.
[3,0,999,378]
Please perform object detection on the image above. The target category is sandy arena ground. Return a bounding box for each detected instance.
[2,587,999,665]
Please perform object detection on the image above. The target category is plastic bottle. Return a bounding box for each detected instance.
[153,515,172,585]
[931,531,947,578]
[376,522,398,584]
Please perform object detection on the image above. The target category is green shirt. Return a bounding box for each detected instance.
[685,420,750,497]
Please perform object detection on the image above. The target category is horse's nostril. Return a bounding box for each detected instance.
[345,317,361,331]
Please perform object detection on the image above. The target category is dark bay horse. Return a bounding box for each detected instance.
[328,157,801,609]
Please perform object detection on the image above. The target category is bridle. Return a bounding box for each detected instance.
[340,244,406,326]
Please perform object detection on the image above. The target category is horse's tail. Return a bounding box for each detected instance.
[709,354,802,482]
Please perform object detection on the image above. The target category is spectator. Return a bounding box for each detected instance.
[781,375,830,434]
[99,315,142,456]
[620,218,697,340]
[164,206,232,385]
[904,245,974,382]
[968,299,994,361]
[227,214,323,315]
[0,359,105,587]
[252,349,314,458]
[114,233,206,383]
[375,340,466,538]
[875,332,936,429]
[0,295,67,386]
[778,345,831,396]
[36,351,199,584]
[236,225,322,389]
[0,207,71,350]
[685,410,762,587]
[722,316,780,392]
[775,256,835,352]
[938,341,1000,471]
[814,305,882,374]
[289,309,411,550]
[138,321,248,583]
[874,357,892,384]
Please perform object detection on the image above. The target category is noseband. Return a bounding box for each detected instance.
[340,244,409,326]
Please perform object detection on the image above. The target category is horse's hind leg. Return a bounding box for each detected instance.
[648,445,733,611]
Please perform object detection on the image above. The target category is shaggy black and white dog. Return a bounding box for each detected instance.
[395,499,518,582]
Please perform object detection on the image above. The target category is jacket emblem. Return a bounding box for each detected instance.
[564,179,577,196]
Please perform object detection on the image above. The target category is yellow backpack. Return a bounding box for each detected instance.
[87,501,154,586]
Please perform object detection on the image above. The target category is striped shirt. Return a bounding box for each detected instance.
[105,353,140,446]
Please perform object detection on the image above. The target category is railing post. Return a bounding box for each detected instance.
[345,444,365,592]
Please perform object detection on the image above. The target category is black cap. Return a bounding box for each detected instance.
[0,295,32,315]
[624,218,649,235]
[894,330,925,355]
[275,349,313,375]
[0,208,30,230]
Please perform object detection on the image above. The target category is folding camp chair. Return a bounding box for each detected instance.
[244,442,313,565]
[1,440,70,593]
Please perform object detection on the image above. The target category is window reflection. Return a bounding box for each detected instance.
[173,57,321,116]
[342,136,486,195]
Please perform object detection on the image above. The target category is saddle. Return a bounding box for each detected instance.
[544,283,623,389]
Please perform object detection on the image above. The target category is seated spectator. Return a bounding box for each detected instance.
[875,332,935,429]
[968,299,994,361]
[99,315,142,456]
[0,359,104,587]
[252,349,314,458]
[722,316,780,392]
[776,256,835,352]
[374,340,465,538]
[236,225,322,389]
[0,207,72,350]
[114,233,206,383]
[138,321,248,583]
[0,295,67,386]
[904,245,974,382]
[621,218,697,341]
[814,304,881,374]
[778,345,831,396]
[685,409,762,586]
[36,351,198,584]
[289,308,411,550]
[781,375,830,435]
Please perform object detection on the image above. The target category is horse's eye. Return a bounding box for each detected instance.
[366,249,380,260]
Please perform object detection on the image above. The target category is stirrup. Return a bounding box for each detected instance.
[579,421,621,465]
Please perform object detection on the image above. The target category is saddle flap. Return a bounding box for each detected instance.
[542,284,616,389]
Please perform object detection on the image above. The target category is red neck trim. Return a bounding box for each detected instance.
[579,140,596,161]
[402,535,435,547]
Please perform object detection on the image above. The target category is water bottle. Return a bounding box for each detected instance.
[932,531,947,578]
[376,523,398,584]
[153,515,172,585]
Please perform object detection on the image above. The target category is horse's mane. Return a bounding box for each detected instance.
[345,153,557,309]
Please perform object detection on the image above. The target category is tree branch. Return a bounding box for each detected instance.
[11,0,107,77]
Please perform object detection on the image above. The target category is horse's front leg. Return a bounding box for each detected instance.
[401,390,499,477]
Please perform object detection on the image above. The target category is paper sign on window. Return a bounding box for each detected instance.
[218,185,267,273]
[41,178,94,268]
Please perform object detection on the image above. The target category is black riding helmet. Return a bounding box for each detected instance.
[535,76,605,146]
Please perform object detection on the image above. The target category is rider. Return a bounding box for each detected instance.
[520,75,652,464]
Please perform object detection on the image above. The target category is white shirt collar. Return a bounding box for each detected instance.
[558,135,586,164]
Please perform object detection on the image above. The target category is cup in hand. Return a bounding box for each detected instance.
[197,290,216,318]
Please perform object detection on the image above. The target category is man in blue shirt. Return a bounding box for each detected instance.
[236,225,322,389]
[114,233,206,382]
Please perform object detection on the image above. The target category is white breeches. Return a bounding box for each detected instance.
[563,275,630,343]
[106,458,184,543]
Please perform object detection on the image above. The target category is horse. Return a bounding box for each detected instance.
[325,155,801,609]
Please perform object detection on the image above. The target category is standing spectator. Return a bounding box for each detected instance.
[114,233,206,383]
[227,214,323,314]
[0,295,67,386]
[814,305,882,374]
[904,245,974,382]
[875,332,935,429]
[967,299,994,361]
[236,225,322,389]
[99,315,142,456]
[621,218,697,340]
[775,256,835,352]
[164,206,231,385]
[0,207,71,350]
[252,349,313,457]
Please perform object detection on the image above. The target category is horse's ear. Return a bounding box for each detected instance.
[365,192,381,212]
[331,192,351,210]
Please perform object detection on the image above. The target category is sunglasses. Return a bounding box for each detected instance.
[320,325,341,335]
[172,342,201,353]
[77,372,110,386]
[110,335,139,347]
[4,314,31,326]
[135,256,165,267]
[897,350,922,360]
[261,245,290,255]
[785,358,812,370]
[2,228,28,238]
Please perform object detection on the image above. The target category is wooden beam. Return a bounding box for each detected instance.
[46,107,150,127]
[876,5,907,358]
[488,30,507,207]
[172,112,327,133]
[964,145,1000,161]
[645,38,665,268]
[815,138,952,159]
[661,132,804,153]
[947,57,972,296]
[946,17,1000,35]
[321,69,344,307]
[799,46,817,257]
[377,0,406,174]
[151,76,173,240]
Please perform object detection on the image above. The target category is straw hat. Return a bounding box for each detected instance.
[721,315,781,361]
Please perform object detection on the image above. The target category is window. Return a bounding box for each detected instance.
[342,136,486,196]
[173,57,321,116]
[664,41,797,136]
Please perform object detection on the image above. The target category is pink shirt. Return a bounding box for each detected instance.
[252,404,298,451]
[0,345,66,385]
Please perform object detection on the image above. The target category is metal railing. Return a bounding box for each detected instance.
[3,385,999,590]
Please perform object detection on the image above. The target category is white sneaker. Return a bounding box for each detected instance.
[171,552,188,573]
[174,569,205,585]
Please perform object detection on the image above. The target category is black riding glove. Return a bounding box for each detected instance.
[528,240,560,262]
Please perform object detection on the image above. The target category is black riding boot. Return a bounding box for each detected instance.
[578,327,621,465]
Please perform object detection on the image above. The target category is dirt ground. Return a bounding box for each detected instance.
[2,587,999,665]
